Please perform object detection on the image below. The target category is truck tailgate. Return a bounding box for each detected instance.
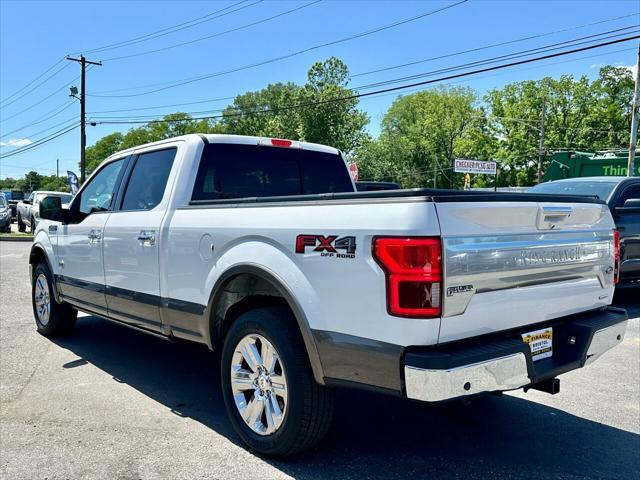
[435,201,615,343]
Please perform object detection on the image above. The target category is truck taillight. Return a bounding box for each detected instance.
[613,229,620,285]
[373,237,442,318]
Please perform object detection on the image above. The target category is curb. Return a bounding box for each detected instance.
[0,236,33,242]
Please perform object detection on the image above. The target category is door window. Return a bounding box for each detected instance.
[76,159,125,215]
[121,148,176,211]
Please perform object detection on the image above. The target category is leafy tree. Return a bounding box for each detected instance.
[221,57,368,153]
[356,86,493,188]
[86,132,124,174]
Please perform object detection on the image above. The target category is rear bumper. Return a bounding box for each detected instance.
[404,307,628,402]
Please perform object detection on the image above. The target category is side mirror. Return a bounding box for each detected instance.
[39,196,63,221]
[23,199,32,205]
[615,198,640,215]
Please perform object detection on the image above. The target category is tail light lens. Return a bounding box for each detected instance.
[373,237,442,318]
[613,229,620,285]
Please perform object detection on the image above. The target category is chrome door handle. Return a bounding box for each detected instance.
[137,230,156,246]
[88,229,102,243]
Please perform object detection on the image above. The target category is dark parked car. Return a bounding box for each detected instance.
[0,193,11,232]
[529,176,640,287]
[1,190,24,221]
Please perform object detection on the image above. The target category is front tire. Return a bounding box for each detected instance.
[30,215,37,233]
[220,306,334,457]
[17,214,25,232]
[32,261,77,336]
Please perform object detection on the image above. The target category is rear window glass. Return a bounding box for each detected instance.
[529,181,618,200]
[191,143,353,201]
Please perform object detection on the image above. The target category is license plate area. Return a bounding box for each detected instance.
[522,327,553,361]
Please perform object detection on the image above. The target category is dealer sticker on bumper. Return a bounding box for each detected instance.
[522,327,553,361]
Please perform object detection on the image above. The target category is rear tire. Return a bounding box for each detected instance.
[32,261,77,336]
[220,306,334,457]
[30,215,37,233]
[17,214,25,232]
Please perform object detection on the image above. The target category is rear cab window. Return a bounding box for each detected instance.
[191,143,354,201]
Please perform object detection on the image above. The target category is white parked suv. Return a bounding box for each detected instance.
[30,134,628,457]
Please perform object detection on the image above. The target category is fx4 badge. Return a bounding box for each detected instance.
[295,234,356,259]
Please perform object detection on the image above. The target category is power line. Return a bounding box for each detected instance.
[87,0,468,98]
[351,26,638,91]
[89,95,236,115]
[89,33,638,123]
[92,35,639,126]
[0,123,80,160]
[0,101,77,139]
[0,63,72,110]
[351,12,639,78]
[0,57,66,106]
[103,1,322,62]
[78,1,256,55]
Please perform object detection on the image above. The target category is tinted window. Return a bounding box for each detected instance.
[619,184,640,205]
[77,159,125,215]
[529,181,618,200]
[121,148,176,211]
[192,143,353,201]
[0,195,7,208]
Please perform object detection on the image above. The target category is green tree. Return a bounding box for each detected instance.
[86,132,124,174]
[221,57,368,153]
[356,86,493,188]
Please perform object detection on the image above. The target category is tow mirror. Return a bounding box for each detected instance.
[39,196,63,221]
[615,198,640,215]
[23,199,32,205]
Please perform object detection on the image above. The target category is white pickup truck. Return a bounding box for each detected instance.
[31,134,628,457]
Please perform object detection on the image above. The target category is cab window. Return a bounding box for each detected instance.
[120,148,176,211]
[76,159,125,215]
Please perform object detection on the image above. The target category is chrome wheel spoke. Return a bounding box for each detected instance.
[264,393,283,434]
[270,374,287,401]
[230,367,254,393]
[239,339,263,373]
[242,395,265,428]
[261,340,278,374]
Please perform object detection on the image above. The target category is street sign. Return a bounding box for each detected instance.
[454,159,497,175]
[349,162,359,181]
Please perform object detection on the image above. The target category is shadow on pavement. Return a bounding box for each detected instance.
[53,315,640,480]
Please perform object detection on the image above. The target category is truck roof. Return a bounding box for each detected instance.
[108,134,341,159]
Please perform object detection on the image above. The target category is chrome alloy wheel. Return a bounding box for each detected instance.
[230,334,288,436]
[34,273,51,326]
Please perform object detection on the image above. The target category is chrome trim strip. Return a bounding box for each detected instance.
[585,320,628,365]
[443,231,615,316]
[404,353,530,402]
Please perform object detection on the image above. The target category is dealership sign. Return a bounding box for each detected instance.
[454,159,497,175]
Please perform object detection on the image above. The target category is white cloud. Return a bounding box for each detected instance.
[622,64,638,78]
[0,138,33,147]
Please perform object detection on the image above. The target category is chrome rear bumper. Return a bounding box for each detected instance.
[404,308,628,402]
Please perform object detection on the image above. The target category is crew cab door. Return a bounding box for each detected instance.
[102,147,177,332]
[57,158,127,313]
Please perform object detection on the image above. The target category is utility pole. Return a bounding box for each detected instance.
[628,43,640,177]
[537,98,547,184]
[66,55,102,184]
[56,159,59,187]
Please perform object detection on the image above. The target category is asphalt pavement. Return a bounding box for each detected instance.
[1,241,638,480]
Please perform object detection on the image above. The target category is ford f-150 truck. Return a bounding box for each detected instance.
[17,190,73,233]
[30,134,628,457]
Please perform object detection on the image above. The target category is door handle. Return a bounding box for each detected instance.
[88,229,102,243]
[137,230,156,246]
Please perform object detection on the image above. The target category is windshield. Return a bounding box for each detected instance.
[36,193,73,204]
[529,181,618,200]
[0,196,7,208]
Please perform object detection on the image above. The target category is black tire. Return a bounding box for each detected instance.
[32,261,77,336]
[17,214,25,232]
[30,215,37,233]
[220,306,334,457]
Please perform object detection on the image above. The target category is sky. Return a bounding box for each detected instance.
[0,0,638,180]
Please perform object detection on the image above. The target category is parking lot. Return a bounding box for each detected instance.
[0,240,638,480]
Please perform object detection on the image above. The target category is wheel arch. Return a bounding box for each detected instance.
[29,241,61,303]
[206,264,325,385]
